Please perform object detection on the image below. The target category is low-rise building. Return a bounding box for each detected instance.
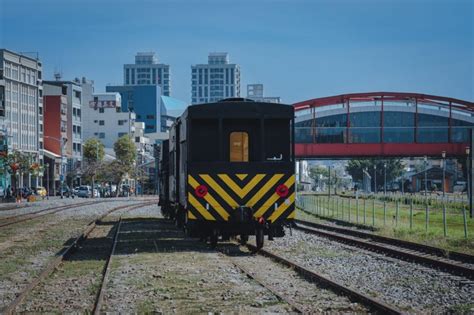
[246,84,281,103]
[83,92,136,148]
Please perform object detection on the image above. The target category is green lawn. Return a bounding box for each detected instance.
[297,194,474,255]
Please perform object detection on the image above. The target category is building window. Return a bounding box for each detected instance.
[99,108,105,113]
[118,120,125,125]
[74,90,81,101]
[145,125,154,130]
[146,115,155,119]
[135,136,140,142]
[230,132,249,162]
[99,120,105,126]
[118,132,127,137]
[99,132,105,138]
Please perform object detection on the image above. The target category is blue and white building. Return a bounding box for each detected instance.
[106,85,164,133]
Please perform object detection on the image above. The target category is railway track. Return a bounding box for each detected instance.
[92,217,123,314]
[1,201,155,314]
[294,219,474,281]
[237,243,403,314]
[0,200,109,228]
[218,249,306,313]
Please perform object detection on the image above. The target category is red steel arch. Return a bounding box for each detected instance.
[293,92,474,158]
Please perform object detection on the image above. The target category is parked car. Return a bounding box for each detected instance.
[36,186,47,198]
[73,187,80,195]
[77,186,91,198]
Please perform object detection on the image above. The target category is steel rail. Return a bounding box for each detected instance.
[246,244,404,315]
[92,217,123,314]
[295,219,474,264]
[294,220,474,280]
[0,200,109,228]
[1,201,154,314]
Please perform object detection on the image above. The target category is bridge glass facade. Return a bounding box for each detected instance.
[295,94,474,146]
[296,113,472,144]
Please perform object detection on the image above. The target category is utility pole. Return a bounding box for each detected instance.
[328,165,331,199]
[442,151,446,198]
[92,141,100,199]
[373,164,377,194]
[60,138,67,199]
[424,156,428,198]
[46,163,49,200]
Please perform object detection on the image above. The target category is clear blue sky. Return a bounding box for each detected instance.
[1,0,472,103]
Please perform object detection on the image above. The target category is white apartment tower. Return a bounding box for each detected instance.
[191,53,240,104]
[123,52,170,96]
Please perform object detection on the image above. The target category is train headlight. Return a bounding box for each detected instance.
[195,185,208,198]
[276,184,289,198]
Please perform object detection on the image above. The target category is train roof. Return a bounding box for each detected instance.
[181,99,294,120]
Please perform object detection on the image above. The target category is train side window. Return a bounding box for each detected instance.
[230,132,249,162]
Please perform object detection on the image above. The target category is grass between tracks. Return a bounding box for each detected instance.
[0,216,95,281]
[297,196,474,255]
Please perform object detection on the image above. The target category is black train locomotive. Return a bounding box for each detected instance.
[159,98,295,248]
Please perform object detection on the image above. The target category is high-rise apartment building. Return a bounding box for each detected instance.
[0,49,43,187]
[246,84,281,103]
[123,52,171,96]
[191,53,240,104]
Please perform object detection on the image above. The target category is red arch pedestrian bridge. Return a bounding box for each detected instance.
[293,92,474,158]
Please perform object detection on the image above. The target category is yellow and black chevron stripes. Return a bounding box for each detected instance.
[218,174,265,199]
[188,175,230,220]
[187,173,295,223]
[253,175,295,218]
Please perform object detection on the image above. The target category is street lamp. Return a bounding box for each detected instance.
[44,136,67,199]
[373,164,377,194]
[442,151,446,198]
[383,162,387,195]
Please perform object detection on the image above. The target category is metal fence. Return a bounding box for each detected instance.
[297,194,471,239]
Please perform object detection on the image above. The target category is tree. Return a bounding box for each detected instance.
[82,138,105,192]
[346,159,404,191]
[5,151,35,197]
[308,165,329,181]
[112,135,137,195]
[83,138,105,164]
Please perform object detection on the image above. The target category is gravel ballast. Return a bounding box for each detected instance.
[262,228,474,313]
